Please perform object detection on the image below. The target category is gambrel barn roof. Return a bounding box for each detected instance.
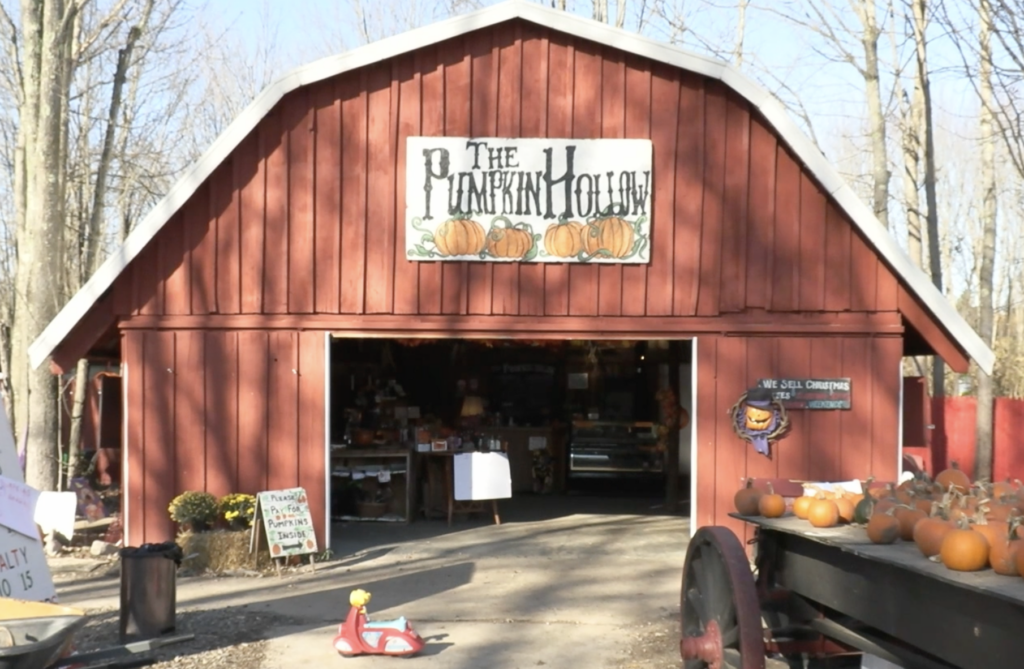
[28,0,993,374]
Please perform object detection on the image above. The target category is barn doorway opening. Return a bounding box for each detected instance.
[326,337,693,527]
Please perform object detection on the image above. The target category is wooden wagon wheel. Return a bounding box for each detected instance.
[680,526,765,669]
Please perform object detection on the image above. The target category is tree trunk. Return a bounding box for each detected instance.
[734,0,748,66]
[66,357,89,482]
[12,0,77,492]
[909,0,945,400]
[901,88,923,269]
[975,0,997,482]
[858,0,891,228]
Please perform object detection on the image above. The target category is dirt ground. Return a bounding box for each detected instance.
[54,493,694,668]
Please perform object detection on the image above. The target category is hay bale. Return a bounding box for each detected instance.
[177,529,275,575]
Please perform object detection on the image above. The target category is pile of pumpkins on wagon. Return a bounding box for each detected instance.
[734,462,1024,575]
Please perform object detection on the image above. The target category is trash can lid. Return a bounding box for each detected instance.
[119,541,184,565]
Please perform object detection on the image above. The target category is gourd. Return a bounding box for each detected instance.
[793,495,815,520]
[434,218,487,257]
[935,461,972,495]
[866,508,900,544]
[807,498,840,528]
[939,517,990,572]
[734,478,762,516]
[893,505,926,542]
[758,483,786,518]
[913,502,954,557]
[989,518,1022,576]
[853,478,877,524]
[834,497,855,524]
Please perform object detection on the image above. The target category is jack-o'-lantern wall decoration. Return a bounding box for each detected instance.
[729,388,790,457]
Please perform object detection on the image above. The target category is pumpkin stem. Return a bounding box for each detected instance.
[1009,516,1023,542]
[860,476,875,496]
[766,482,775,496]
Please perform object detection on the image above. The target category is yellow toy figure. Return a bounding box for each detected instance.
[350,589,371,614]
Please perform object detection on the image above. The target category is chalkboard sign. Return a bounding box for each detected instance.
[253,488,318,558]
[756,378,851,410]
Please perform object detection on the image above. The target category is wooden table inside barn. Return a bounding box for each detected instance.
[721,513,1024,669]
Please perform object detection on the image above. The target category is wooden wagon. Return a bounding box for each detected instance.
[679,493,1024,668]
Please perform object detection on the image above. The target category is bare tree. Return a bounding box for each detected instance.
[8,0,79,490]
[765,0,895,228]
[975,0,997,480]
[1,0,213,490]
[906,0,947,400]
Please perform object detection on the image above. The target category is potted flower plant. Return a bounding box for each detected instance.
[167,491,219,532]
[218,493,256,530]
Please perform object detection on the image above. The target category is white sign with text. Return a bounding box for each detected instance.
[254,488,318,558]
[406,137,652,264]
[0,400,57,602]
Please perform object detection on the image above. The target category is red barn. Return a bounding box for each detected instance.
[29,1,991,548]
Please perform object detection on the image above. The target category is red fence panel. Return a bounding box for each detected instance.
[929,397,1024,481]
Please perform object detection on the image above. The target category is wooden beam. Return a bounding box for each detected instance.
[897,285,971,374]
[665,340,682,513]
[49,292,117,374]
[119,312,905,337]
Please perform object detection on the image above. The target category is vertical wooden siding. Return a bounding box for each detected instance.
[123,330,326,547]
[109,22,902,321]
[695,334,903,544]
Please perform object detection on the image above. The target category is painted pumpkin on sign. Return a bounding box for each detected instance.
[434,218,486,257]
[486,218,534,259]
[543,220,585,258]
[744,404,774,431]
[583,216,634,258]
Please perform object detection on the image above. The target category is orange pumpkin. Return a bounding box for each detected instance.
[940,518,990,572]
[935,461,972,495]
[866,509,900,544]
[543,220,585,258]
[834,497,855,524]
[807,498,840,528]
[894,505,926,541]
[988,519,1022,576]
[486,219,534,259]
[913,514,953,558]
[734,478,762,516]
[758,483,786,518]
[992,479,1018,500]
[792,495,815,520]
[583,216,634,258]
[434,218,486,256]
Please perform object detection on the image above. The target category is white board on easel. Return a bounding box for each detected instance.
[453,452,512,501]
[0,398,57,603]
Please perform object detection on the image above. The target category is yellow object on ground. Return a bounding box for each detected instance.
[0,599,84,621]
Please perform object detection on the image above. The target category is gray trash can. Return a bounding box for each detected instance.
[118,541,183,643]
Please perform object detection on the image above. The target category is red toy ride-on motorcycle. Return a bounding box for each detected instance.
[332,589,425,658]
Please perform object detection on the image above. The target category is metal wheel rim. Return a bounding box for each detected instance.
[680,525,765,669]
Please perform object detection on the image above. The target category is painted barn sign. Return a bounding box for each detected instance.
[405,137,653,263]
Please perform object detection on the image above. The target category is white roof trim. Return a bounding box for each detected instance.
[29,0,993,375]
